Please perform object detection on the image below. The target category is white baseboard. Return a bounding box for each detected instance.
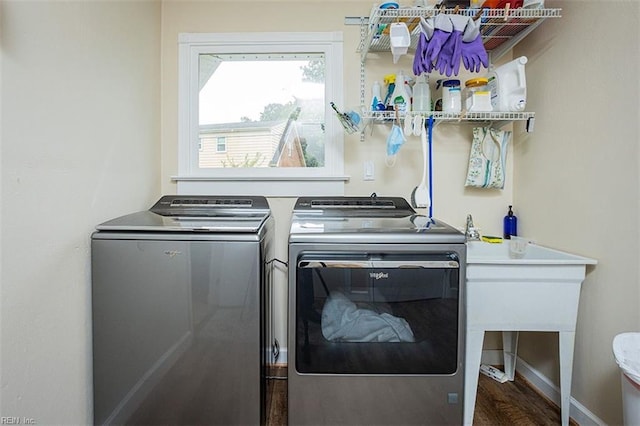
[481,349,605,426]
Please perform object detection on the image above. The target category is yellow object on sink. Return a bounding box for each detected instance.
[481,235,502,243]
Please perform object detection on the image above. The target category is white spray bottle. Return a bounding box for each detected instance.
[391,70,411,113]
[371,81,386,111]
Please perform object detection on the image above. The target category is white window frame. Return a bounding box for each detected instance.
[175,32,347,197]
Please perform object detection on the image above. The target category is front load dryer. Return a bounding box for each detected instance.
[288,195,466,425]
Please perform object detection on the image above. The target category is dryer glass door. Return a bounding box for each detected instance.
[295,252,460,375]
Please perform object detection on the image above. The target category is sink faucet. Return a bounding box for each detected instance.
[465,214,481,241]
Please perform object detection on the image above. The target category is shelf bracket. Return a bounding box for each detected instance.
[359,15,367,142]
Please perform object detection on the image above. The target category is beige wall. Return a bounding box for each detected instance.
[0,1,161,423]
[513,1,640,423]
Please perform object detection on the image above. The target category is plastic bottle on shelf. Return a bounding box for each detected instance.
[487,56,528,112]
[441,79,461,113]
[371,81,386,111]
[383,74,396,109]
[404,77,413,106]
[412,74,431,112]
[464,77,492,112]
[391,70,411,113]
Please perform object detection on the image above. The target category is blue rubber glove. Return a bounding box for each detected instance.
[425,14,452,64]
[413,17,435,75]
[461,18,489,73]
[413,32,428,75]
[435,14,469,77]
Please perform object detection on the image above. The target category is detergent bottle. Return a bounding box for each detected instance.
[391,70,410,113]
[487,56,528,112]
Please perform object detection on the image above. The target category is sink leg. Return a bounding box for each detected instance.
[464,330,485,426]
[502,331,519,381]
[559,331,575,426]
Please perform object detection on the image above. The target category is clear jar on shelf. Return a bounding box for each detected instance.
[464,77,492,112]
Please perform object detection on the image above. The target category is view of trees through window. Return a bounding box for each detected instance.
[198,54,326,169]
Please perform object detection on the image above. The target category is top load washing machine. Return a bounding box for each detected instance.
[288,195,466,425]
[91,195,274,425]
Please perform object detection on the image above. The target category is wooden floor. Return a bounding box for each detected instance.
[266,367,577,426]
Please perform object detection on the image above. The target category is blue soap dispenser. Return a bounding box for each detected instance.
[503,205,518,239]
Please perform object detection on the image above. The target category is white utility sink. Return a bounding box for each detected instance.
[467,240,597,265]
[464,240,596,426]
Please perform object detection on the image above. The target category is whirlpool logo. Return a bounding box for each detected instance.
[369,272,389,280]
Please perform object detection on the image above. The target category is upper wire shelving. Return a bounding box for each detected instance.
[358,6,562,63]
[353,5,561,135]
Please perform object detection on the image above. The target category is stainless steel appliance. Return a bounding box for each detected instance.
[288,196,466,425]
[91,195,274,425]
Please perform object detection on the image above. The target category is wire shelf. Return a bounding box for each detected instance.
[362,110,534,128]
[358,6,561,62]
[365,110,533,118]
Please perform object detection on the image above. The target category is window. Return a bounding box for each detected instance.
[216,137,226,153]
[176,32,346,196]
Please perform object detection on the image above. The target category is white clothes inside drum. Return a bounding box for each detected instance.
[321,291,415,343]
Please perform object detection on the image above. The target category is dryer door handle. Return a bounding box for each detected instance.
[298,260,459,269]
[298,260,372,268]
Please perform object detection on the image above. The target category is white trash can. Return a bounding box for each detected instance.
[614,333,640,425]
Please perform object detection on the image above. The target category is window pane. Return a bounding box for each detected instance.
[216,137,226,153]
[198,55,325,169]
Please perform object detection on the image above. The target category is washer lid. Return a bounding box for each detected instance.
[150,195,270,217]
[292,196,415,218]
[289,214,464,243]
[95,195,271,233]
[96,211,270,233]
[289,196,464,243]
